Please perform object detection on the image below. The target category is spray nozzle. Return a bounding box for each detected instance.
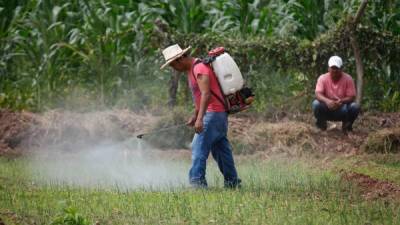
[135,123,187,139]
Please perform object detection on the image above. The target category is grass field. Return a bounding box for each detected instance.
[1,156,399,225]
[333,154,400,186]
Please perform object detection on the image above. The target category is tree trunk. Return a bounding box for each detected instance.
[351,0,368,105]
[167,70,180,107]
[350,35,364,105]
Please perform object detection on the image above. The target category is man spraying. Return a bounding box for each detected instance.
[312,56,360,132]
[160,44,241,188]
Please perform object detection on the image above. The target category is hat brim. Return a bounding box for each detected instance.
[329,64,342,69]
[160,46,191,70]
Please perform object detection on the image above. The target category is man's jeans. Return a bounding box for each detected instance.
[189,112,240,188]
[312,99,360,129]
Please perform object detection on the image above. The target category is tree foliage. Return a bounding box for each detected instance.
[0,0,399,111]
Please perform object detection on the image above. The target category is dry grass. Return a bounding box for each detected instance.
[230,120,319,155]
[362,128,400,153]
[22,110,159,152]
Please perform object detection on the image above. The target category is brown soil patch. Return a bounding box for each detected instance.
[0,109,38,156]
[0,210,20,225]
[343,171,400,201]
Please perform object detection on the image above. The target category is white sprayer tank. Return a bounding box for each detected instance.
[211,53,244,95]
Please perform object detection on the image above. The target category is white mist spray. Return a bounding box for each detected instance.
[26,110,191,190]
[29,138,189,190]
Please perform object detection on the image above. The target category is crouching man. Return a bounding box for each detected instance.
[312,56,360,132]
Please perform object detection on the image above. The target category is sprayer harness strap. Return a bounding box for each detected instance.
[191,59,228,111]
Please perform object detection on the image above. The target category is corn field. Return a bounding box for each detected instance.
[0,0,399,111]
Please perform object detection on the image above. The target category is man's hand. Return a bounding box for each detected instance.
[194,119,203,133]
[338,96,356,104]
[186,115,196,127]
[326,99,335,109]
[327,99,342,110]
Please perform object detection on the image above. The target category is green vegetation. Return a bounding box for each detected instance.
[334,154,400,185]
[0,0,399,111]
[1,157,399,224]
[1,1,399,224]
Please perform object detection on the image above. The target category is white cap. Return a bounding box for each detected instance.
[160,44,191,69]
[328,56,343,68]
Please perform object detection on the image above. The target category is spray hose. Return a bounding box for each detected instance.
[136,123,187,139]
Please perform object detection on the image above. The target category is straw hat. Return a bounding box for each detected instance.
[160,44,191,69]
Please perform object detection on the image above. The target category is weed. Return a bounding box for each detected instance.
[50,207,90,225]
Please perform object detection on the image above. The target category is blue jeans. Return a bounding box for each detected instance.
[189,112,240,188]
[312,99,360,126]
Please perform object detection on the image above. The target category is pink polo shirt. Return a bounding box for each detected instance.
[315,72,356,100]
[188,59,226,112]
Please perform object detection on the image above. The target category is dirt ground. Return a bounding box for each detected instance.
[0,110,36,156]
[343,171,400,201]
[1,109,400,200]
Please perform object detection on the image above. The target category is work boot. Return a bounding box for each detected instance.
[316,120,327,131]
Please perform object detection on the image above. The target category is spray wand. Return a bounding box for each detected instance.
[136,123,187,139]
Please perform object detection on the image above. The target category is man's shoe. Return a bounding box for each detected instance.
[190,179,208,189]
[316,120,327,131]
[224,178,242,189]
[342,121,353,132]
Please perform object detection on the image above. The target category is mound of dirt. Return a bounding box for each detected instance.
[0,109,157,156]
[343,172,400,201]
[0,109,38,156]
[228,112,400,156]
[229,119,360,155]
[251,121,317,155]
[361,128,400,153]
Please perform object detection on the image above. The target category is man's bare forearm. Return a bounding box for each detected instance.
[197,92,211,121]
[316,92,332,104]
[193,109,198,118]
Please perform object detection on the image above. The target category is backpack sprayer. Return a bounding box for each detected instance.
[195,47,255,114]
[136,123,187,139]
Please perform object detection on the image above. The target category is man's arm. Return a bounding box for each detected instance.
[316,91,332,105]
[340,77,356,104]
[316,91,341,110]
[315,76,342,110]
[339,95,355,104]
[194,74,211,133]
[315,77,333,106]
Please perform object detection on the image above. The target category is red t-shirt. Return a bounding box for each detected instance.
[315,72,356,100]
[188,59,226,112]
